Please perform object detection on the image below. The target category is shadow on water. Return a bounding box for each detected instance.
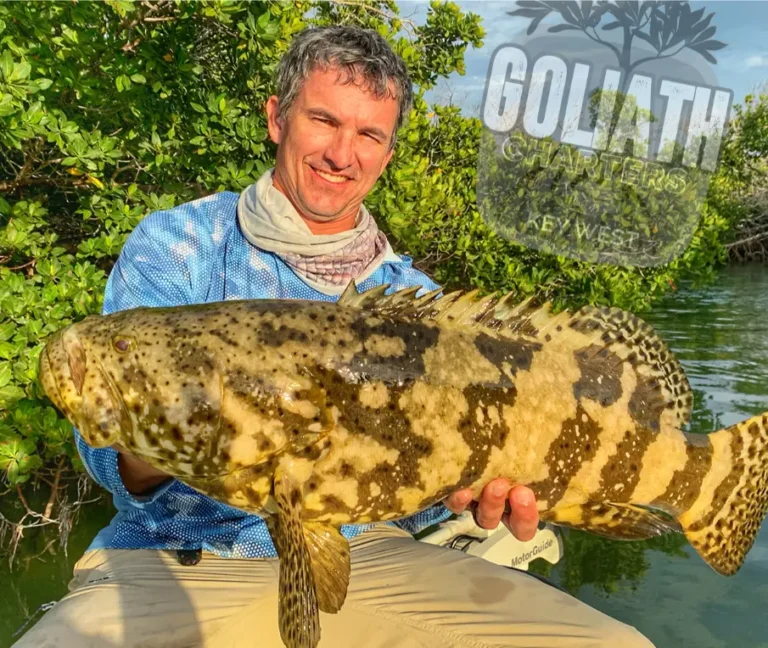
[4,265,768,647]
[530,264,768,648]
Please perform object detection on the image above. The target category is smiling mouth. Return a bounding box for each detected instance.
[312,167,350,184]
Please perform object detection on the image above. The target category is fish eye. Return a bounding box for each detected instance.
[113,337,134,353]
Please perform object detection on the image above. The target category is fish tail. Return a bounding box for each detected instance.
[680,412,768,575]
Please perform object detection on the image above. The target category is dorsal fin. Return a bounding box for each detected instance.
[337,282,444,318]
[337,282,512,330]
[336,283,692,426]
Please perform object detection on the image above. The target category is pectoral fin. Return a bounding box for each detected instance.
[545,501,681,540]
[267,470,320,648]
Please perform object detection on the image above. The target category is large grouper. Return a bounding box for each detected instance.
[39,283,768,648]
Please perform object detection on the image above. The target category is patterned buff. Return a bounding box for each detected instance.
[237,169,389,295]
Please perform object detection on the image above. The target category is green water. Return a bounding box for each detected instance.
[0,483,114,645]
[2,265,768,647]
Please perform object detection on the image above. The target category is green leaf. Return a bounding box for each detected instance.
[13,60,32,82]
[0,363,12,388]
[116,74,132,92]
[0,51,12,80]
[6,459,18,483]
[62,25,79,44]
[130,73,147,84]
[0,323,15,343]
[190,102,207,113]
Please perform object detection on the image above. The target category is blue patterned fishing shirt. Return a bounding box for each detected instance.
[76,191,453,558]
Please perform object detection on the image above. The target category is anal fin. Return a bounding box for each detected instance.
[304,522,350,614]
[544,501,681,540]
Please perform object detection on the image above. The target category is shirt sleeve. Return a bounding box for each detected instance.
[75,207,209,506]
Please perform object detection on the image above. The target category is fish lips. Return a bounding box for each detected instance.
[39,330,70,416]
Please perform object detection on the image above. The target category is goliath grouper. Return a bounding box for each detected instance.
[39,284,768,648]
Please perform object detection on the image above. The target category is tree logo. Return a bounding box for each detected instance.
[477,0,732,267]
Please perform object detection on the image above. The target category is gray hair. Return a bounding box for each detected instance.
[275,25,413,149]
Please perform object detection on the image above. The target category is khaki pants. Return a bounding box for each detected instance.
[14,525,653,648]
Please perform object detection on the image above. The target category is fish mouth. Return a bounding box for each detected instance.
[38,326,93,417]
[39,324,130,446]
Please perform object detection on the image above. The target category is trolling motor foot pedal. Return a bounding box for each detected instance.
[464,521,562,571]
[419,512,563,571]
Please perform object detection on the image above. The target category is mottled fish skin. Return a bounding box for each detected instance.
[39,286,768,578]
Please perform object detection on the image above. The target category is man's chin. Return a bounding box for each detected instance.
[298,199,350,222]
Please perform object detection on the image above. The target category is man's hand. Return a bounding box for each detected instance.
[444,479,539,542]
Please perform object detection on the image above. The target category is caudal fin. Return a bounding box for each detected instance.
[681,412,768,575]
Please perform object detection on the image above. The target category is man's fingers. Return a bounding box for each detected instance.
[474,478,510,529]
[503,485,539,542]
[444,482,539,539]
[443,488,473,515]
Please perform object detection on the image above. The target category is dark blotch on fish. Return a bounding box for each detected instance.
[473,333,540,380]
[349,317,440,381]
[529,403,602,504]
[573,344,623,407]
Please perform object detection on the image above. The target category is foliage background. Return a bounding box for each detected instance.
[0,0,765,496]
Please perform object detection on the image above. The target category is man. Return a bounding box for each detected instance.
[17,25,653,648]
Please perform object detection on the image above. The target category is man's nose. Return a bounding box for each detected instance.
[323,130,355,170]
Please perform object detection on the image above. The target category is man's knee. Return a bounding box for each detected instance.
[12,592,102,647]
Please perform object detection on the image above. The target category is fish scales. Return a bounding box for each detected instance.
[39,284,768,648]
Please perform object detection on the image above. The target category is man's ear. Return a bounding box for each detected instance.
[265,95,284,145]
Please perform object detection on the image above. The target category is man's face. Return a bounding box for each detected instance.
[265,66,398,223]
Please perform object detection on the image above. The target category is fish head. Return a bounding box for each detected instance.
[39,315,133,448]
